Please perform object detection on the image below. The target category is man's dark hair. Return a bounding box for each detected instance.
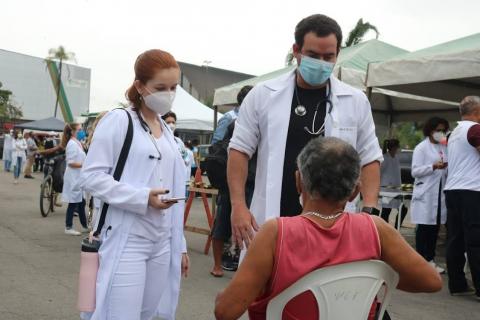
[237,85,253,106]
[423,117,450,137]
[162,111,177,121]
[295,14,343,52]
[382,138,400,154]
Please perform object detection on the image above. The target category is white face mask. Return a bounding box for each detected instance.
[143,89,175,115]
[168,123,176,132]
[432,131,445,143]
[299,193,304,208]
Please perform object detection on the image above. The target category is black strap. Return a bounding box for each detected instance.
[93,109,133,237]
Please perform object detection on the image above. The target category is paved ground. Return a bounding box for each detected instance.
[0,169,478,319]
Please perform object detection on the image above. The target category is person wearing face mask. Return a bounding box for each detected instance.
[162,111,192,196]
[444,96,480,298]
[410,117,449,274]
[78,49,189,320]
[3,129,14,172]
[61,123,89,236]
[12,131,27,184]
[228,14,383,251]
[24,131,38,179]
[161,111,190,168]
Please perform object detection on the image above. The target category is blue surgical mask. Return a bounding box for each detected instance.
[76,130,86,141]
[298,55,335,86]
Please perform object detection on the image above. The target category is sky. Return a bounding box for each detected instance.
[2,0,479,112]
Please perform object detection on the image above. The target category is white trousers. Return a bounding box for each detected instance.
[107,233,171,320]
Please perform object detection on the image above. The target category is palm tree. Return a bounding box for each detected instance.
[285,48,296,67]
[344,18,379,47]
[46,46,76,117]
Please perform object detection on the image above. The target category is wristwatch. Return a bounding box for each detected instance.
[362,206,380,215]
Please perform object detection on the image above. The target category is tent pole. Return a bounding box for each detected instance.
[366,87,373,101]
[213,105,218,131]
[386,95,394,136]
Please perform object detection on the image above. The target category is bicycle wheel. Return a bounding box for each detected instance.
[40,176,53,217]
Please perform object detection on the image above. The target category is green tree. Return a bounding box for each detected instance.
[0,82,23,122]
[344,18,379,47]
[285,48,296,67]
[46,46,76,117]
[385,122,423,150]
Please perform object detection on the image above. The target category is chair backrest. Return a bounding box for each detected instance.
[266,260,399,320]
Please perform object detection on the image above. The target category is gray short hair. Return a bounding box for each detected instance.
[460,96,480,116]
[296,137,361,202]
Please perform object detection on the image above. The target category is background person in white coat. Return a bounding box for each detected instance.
[162,111,192,201]
[12,131,27,184]
[380,138,408,227]
[228,14,383,249]
[3,129,14,172]
[61,123,89,236]
[79,49,189,320]
[410,117,449,274]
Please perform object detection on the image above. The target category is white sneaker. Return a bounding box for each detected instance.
[65,228,81,236]
[428,260,445,274]
[81,227,90,234]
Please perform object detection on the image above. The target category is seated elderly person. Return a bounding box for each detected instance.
[215,137,442,320]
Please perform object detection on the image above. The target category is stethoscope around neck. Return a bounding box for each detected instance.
[294,78,334,136]
[135,108,162,161]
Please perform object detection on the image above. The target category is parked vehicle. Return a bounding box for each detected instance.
[398,149,414,185]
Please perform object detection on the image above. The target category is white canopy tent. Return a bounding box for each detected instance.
[366,33,480,103]
[172,86,219,131]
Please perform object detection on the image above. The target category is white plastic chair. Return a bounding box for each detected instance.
[266,260,399,320]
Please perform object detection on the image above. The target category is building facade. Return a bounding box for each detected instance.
[0,49,91,124]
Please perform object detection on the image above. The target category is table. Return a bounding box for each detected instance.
[379,188,413,230]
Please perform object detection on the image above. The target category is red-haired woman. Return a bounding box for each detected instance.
[79,49,189,320]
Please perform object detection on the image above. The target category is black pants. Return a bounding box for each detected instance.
[415,180,443,262]
[381,206,408,227]
[33,156,44,172]
[211,190,232,242]
[445,190,480,295]
[416,224,440,261]
[65,198,88,229]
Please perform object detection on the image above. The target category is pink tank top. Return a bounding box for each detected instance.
[248,213,381,320]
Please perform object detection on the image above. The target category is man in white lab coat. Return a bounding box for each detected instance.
[228,14,383,248]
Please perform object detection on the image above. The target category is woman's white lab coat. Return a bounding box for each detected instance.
[62,139,86,203]
[410,138,447,225]
[78,108,187,320]
[12,138,27,161]
[229,71,383,224]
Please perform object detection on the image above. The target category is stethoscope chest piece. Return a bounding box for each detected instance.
[294,105,307,117]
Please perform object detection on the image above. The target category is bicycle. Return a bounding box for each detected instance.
[39,154,65,217]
